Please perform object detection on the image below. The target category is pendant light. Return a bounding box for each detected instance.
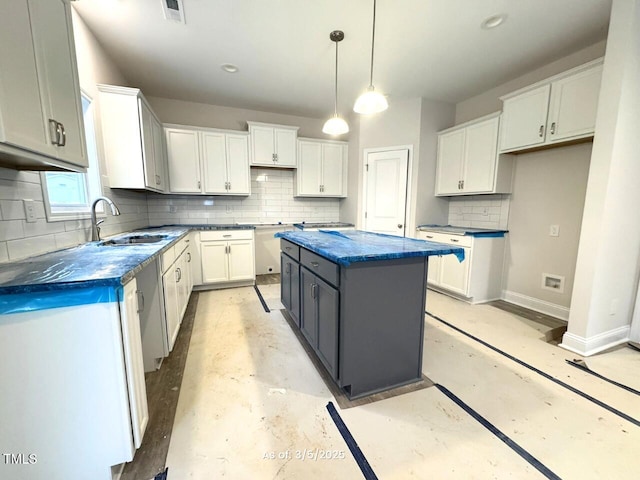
[323,30,349,136]
[353,0,388,114]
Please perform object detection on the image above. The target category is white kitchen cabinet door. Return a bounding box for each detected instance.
[185,246,194,294]
[176,251,189,320]
[162,265,180,352]
[500,84,550,152]
[201,131,227,194]
[201,242,229,284]
[298,141,323,194]
[439,248,470,296]
[151,116,167,191]
[250,124,276,166]
[427,255,442,286]
[228,240,255,281]
[462,116,499,193]
[121,279,149,449]
[274,127,297,167]
[547,64,602,143]
[321,143,344,196]
[435,129,465,195]
[139,100,158,190]
[226,134,250,194]
[30,0,87,168]
[166,127,202,193]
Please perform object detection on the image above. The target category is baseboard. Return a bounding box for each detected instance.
[501,290,570,321]
[559,325,630,356]
[193,279,255,291]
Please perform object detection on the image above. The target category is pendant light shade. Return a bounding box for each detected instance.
[354,0,388,114]
[323,30,349,136]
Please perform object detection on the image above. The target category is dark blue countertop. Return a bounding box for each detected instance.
[275,230,465,266]
[417,224,508,237]
[148,224,256,230]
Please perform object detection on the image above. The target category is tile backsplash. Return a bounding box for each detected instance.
[447,194,510,230]
[147,168,340,226]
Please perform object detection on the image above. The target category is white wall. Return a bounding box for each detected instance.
[503,144,591,315]
[339,113,360,225]
[562,0,640,355]
[0,8,148,263]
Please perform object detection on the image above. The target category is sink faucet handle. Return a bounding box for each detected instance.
[96,218,105,226]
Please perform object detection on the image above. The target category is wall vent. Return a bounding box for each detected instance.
[162,0,185,24]
[541,273,565,293]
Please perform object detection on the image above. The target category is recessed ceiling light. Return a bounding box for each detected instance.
[220,64,239,73]
[481,14,507,30]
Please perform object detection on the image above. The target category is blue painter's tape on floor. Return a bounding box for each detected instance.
[326,402,378,480]
[254,285,271,313]
[565,359,640,397]
[426,311,640,428]
[435,384,562,480]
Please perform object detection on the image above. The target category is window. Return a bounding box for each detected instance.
[41,92,102,220]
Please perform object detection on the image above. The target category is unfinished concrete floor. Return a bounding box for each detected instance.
[165,287,640,479]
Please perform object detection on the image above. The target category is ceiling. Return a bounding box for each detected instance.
[73,0,612,119]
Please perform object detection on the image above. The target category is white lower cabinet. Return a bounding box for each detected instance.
[199,230,255,285]
[161,237,192,352]
[418,230,505,303]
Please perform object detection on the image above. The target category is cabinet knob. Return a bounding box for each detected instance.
[398,224,403,229]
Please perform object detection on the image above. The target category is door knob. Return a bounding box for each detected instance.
[398,224,403,228]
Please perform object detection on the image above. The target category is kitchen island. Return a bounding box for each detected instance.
[276,230,464,399]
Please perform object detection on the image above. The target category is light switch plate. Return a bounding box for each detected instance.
[23,199,37,223]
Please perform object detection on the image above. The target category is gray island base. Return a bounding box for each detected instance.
[277,230,464,399]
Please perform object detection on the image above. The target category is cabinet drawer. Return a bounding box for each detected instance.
[200,230,253,241]
[419,231,473,248]
[174,235,190,255]
[280,239,300,261]
[161,245,176,273]
[300,249,339,287]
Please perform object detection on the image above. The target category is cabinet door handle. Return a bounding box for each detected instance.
[310,283,317,299]
[223,234,232,238]
[136,290,145,313]
[187,252,191,262]
[426,235,434,239]
[228,245,231,254]
[286,263,291,274]
[197,180,201,189]
[156,175,161,185]
[550,122,556,135]
[228,182,231,190]
[175,268,181,282]
[539,125,544,137]
[48,119,59,145]
[461,180,464,189]
[58,123,66,146]
[450,238,459,243]
[310,262,319,268]
[275,153,278,162]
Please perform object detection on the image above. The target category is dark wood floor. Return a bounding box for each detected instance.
[255,273,280,285]
[121,293,199,480]
[488,299,567,344]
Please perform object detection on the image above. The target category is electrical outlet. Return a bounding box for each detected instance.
[482,207,489,216]
[549,225,560,237]
[169,205,178,213]
[23,199,37,223]
[225,205,232,214]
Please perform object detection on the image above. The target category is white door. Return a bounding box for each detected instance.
[274,128,297,167]
[364,149,409,236]
[436,130,465,195]
[226,134,250,194]
[462,116,499,193]
[201,131,227,194]
[321,143,344,196]
[500,84,551,152]
[547,65,602,143]
[298,141,322,195]
[166,128,201,193]
[201,242,229,283]
[228,240,255,281]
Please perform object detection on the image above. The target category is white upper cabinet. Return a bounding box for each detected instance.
[0,0,87,171]
[436,113,513,196]
[500,59,603,153]
[248,121,299,167]
[295,139,347,197]
[165,124,250,195]
[98,85,166,192]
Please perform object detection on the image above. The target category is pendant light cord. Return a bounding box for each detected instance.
[369,0,377,88]
[334,39,339,116]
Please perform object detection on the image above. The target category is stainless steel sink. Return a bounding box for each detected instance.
[99,235,167,246]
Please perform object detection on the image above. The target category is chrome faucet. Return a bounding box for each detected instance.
[91,196,121,241]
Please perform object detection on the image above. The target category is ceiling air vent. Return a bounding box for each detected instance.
[162,0,186,24]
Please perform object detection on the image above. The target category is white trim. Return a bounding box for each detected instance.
[501,290,570,321]
[560,325,630,357]
[360,145,414,235]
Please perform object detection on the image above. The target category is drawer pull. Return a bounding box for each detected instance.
[223,234,232,238]
[450,238,459,243]
[311,262,319,268]
[285,246,291,251]
[426,235,434,239]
